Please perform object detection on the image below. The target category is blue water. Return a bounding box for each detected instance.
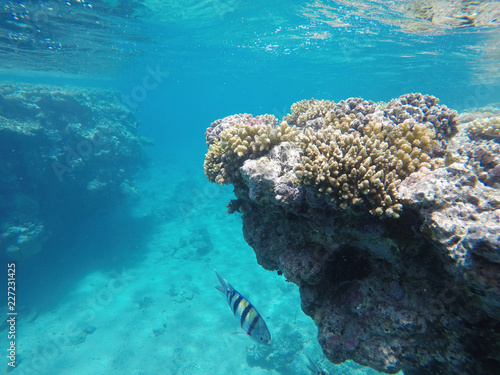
[1,1,500,374]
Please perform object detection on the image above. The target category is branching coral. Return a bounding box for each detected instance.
[203,94,457,217]
[201,95,499,375]
[468,116,500,139]
[294,116,437,218]
[461,116,500,187]
[203,115,298,185]
[284,99,336,128]
[289,94,456,217]
[203,139,224,183]
[205,113,278,146]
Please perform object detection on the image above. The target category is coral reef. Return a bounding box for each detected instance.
[294,116,435,217]
[206,93,456,218]
[0,83,150,260]
[1,222,46,260]
[204,114,297,185]
[452,116,500,188]
[467,116,500,139]
[398,164,500,317]
[203,94,500,374]
[283,98,336,128]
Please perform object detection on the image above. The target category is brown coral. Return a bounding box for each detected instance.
[294,115,437,218]
[203,139,224,183]
[204,116,298,185]
[468,116,500,139]
[284,98,336,128]
[204,94,457,217]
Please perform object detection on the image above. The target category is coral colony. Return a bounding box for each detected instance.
[204,94,457,218]
[0,83,150,260]
[203,93,500,375]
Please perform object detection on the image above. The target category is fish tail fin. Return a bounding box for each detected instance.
[214,269,227,293]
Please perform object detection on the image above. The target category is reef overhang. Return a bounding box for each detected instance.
[203,94,500,375]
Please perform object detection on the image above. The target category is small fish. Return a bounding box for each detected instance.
[214,269,271,346]
[305,354,329,375]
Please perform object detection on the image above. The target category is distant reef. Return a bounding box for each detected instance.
[0,83,151,260]
[203,94,500,375]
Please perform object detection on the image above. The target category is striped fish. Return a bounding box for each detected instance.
[214,269,271,346]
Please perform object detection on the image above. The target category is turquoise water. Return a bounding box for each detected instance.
[1,1,500,374]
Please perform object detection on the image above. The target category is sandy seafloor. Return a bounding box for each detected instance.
[5,156,391,375]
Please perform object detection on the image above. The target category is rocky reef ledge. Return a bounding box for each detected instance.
[203,94,500,375]
[0,83,151,260]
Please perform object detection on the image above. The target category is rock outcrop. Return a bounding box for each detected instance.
[0,83,150,259]
[203,94,500,374]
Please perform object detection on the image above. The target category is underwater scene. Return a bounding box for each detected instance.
[1,1,500,374]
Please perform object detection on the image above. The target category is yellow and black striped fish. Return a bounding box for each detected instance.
[214,269,271,346]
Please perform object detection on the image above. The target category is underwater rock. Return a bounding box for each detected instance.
[2,222,46,260]
[0,83,150,260]
[397,120,500,320]
[203,94,500,374]
[240,142,303,206]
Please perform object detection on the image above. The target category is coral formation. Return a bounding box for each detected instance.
[464,139,500,187]
[204,114,297,185]
[398,164,500,316]
[468,116,500,139]
[240,142,303,205]
[294,116,436,217]
[203,94,500,375]
[450,116,500,187]
[0,83,149,260]
[203,139,224,183]
[283,98,336,128]
[206,93,456,218]
[1,222,46,260]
